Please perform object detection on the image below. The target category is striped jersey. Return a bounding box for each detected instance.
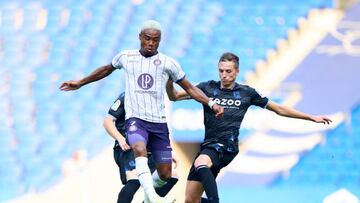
[111,49,185,123]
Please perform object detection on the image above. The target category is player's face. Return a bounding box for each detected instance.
[139,29,161,57]
[218,61,239,89]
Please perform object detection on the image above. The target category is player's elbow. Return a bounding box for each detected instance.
[168,94,178,101]
[103,117,111,130]
[275,106,288,117]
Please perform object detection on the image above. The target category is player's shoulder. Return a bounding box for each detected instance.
[159,52,180,66]
[197,80,219,89]
[234,83,251,90]
[119,49,141,56]
[110,92,125,112]
[234,83,258,95]
[113,49,140,58]
[202,80,218,86]
[118,92,125,102]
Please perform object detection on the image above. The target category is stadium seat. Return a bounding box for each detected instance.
[0,0,340,201]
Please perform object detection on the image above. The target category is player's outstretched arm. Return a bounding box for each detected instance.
[266,101,332,124]
[59,64,116,91]
[177,79,224,118]
[103,116,131,151]
[166,80,191,101]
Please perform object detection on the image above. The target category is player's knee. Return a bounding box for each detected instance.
[185,193,200,203]
[131,143,147,157]
[194,155,212,168]
[158,169,172,180]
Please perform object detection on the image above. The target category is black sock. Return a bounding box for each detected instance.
[155,177,178,197]
[196,165,219,203]
[117,179,140,203]
[201,197,212,203]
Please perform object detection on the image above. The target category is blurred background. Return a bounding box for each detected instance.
[0,0,359,202]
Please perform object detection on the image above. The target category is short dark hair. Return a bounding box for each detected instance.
[219,52,239,69]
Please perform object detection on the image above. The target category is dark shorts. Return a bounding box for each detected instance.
[113,145,156,185]
[125,117,172,164]
[187,142,238,181]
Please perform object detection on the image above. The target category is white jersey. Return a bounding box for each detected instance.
[111,49,185,123]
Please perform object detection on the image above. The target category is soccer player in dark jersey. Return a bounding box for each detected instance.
[104,92,179,203]
[166,52,332,203]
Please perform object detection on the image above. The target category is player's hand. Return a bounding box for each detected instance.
[312,116,332,124]
[212,104,224,118]
[59,80,82,91]
[118,138,131,151]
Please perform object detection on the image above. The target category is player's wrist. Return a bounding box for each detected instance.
[208,100,216,109]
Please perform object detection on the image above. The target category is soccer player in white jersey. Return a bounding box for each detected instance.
[60,20,224,203]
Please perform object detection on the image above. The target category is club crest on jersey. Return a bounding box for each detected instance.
[137,73,154,90]
[111,100,121,111]
[233,91,241,99]
[153,59,161,66]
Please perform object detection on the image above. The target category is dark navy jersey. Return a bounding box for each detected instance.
[197,80,269,143]
[108,92,126,145]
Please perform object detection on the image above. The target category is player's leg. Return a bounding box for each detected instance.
[199,149,238,203]
[185,180,204,203]
[147,122,176,202]
[118,179,140,203]
[113,145,141,203]
[148,154,178,197]
[193,149,220,203]
[154,167,178,197]
[148,122,173,184]
[126,118,159,201]
[153,162,176,196]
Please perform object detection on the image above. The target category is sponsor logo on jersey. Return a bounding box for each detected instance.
[111,100,121,111]
[137,73,154,90]
[210,97,242,107]
[153,59,161,66]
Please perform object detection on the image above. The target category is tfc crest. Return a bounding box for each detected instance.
[154,59,161,66]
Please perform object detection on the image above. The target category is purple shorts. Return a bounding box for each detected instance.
[125,117,172,164]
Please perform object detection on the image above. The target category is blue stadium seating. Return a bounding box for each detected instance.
[0,0,337,201]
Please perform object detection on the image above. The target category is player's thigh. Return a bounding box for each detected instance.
[194,148,219,168]
[193,154,213,168]
[147,122,171,153]
[125,118,149,156]
[185,180,204,203]
[126,169,138,180]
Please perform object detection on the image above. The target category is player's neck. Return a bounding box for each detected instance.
[139,49,158,58]
[220,82,235,90]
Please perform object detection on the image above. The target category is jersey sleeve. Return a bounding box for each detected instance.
[196,81,208,92]
[250,87,269,108]
[166,58,186,83]
[111,51,127,69]
[108,92,126,119]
